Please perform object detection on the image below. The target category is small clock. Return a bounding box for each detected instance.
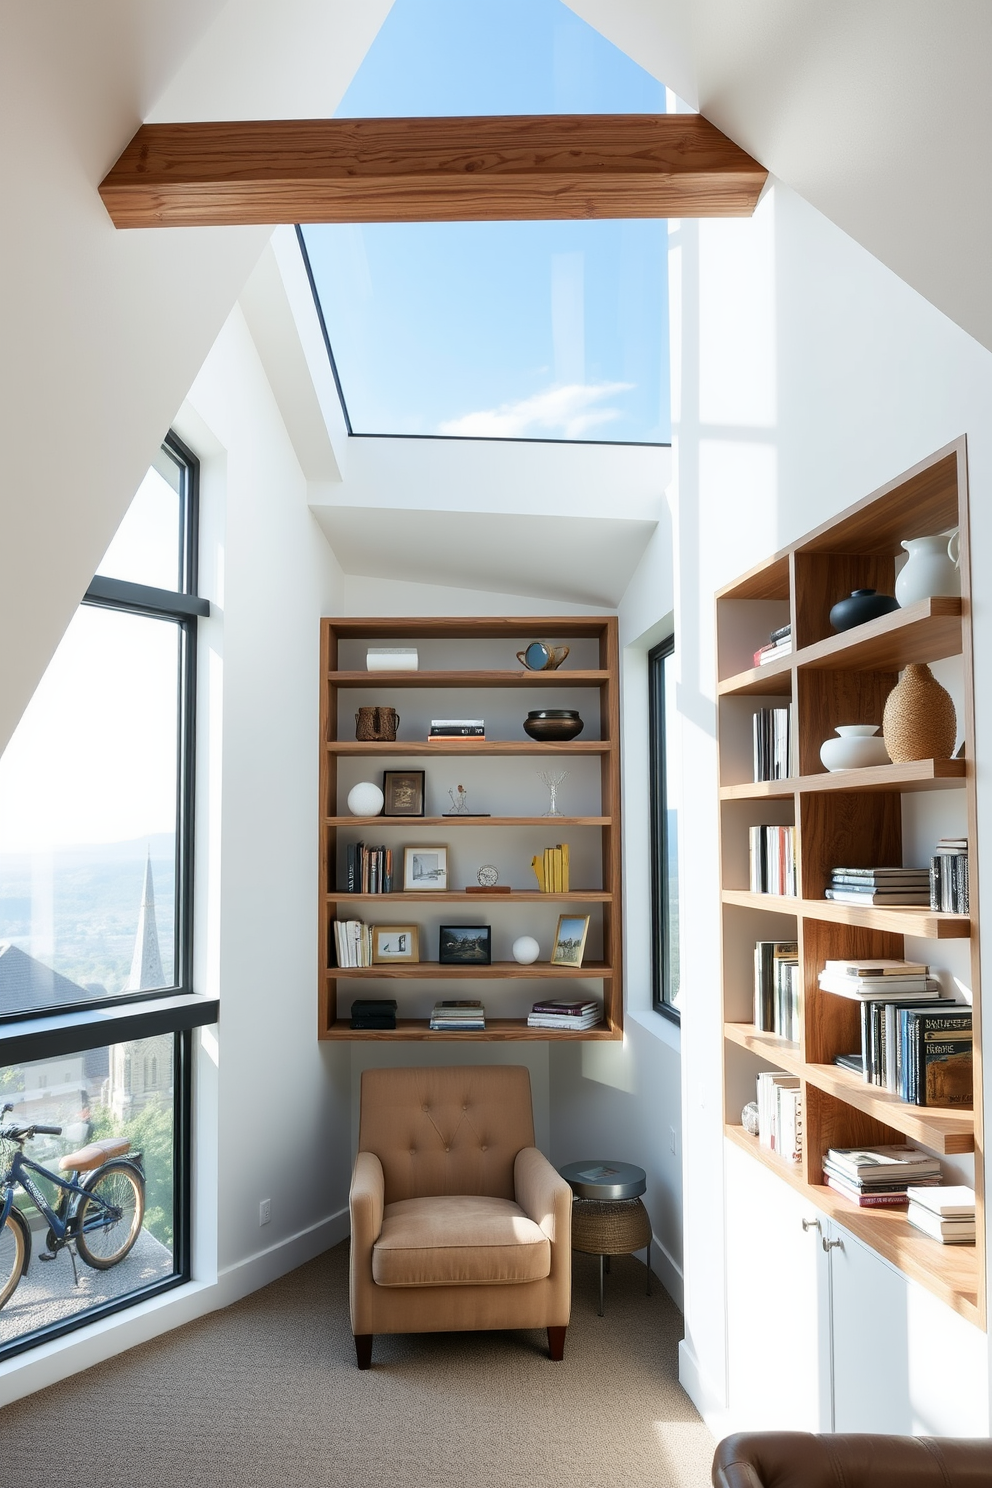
[477,865,499,888]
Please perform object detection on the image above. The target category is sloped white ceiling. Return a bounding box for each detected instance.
[567,0,992,354]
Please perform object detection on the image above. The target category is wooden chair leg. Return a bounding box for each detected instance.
[354,1334,373,1369]
[547,1325,566,1361]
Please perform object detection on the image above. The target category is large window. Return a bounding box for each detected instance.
[0,433,215,1359]
[649,636,680,1019]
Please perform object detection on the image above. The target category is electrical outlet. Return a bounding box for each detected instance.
[669,1126,677,1154]
[259,1198,271,1226]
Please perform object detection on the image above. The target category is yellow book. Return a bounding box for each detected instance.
[531,855,546,892]
[544,847,552,893]
[561,842,570,893]
[554,846,563,893]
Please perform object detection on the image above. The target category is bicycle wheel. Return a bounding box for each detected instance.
[74,1163,144,1270]
[0,1210,27,1308]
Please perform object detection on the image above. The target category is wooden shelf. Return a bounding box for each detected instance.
[721,888,970,938]
[724,1022,803,1074]
[328,891,612,903]
[720,758,966,800]
[725,1124,980,1326]
[327,739,611,755]
[717,598,962,697]
[325,961,613,979]
[805,1063,974,1155]
[321,1018,619,1041]
[325,815,611,826]
[328,669,610,688]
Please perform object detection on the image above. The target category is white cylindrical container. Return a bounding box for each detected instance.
[819,725,890,772]
[895,531,960,606]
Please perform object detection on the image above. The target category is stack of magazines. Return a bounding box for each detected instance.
[906,1186,976,1244]
[823,1145,940,1208]
[753,623,792,666]
[526,997,602,1031]
[430,999,485,1030]
[824,866,930,905]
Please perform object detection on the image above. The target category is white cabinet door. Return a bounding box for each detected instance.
[828,1220,989,1435]
[725,1141,832,1431]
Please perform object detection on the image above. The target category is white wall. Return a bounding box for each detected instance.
[673,180,992,1427]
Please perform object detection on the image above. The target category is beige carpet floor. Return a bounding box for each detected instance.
[0,1242,715,1488]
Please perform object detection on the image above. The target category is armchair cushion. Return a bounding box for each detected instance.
[713,1433,992,1488]
[372,1195,550,1286]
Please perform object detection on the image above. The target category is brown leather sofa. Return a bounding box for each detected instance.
[713,1432,992,1488]
[349,1064,572,1368]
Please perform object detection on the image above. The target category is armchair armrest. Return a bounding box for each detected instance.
[514,1147,572,1244]
[350,1150,384,1251]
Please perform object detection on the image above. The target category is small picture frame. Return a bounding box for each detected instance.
[382,769,426,817]
[439,925,492,966]
[371,925,420,964]
[403,845,448,891]
[550,914,591,968]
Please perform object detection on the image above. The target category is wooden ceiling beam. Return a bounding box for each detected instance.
[99,114,767,228]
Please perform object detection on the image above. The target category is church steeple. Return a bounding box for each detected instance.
[125,851,165,991]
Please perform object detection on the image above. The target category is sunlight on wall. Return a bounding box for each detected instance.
[699,193,777,429]
[581,1033,635,1092]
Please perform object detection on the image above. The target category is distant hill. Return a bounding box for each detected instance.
[0,836,175,996]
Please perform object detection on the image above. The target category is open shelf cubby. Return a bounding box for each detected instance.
[718,438,984,1327]
[318,616,622,1042]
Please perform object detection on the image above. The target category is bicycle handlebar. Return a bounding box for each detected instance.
[0,1122,63,1143]
[33,1125,63,1136]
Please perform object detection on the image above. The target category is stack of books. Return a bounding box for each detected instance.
[346,843,394,894]
[824,866,930,905]
[756,1070,802,1162]
[531,844,570,892]
[930,837,969,913]
[907,1186,976,1245]
[349,998,397,1030]
[818,958,939,1002]
[897,1004,973,1107]
[429,999,486,1030]
[428,718,485,741]
[526,997,601,1031]
[753,624,792,666]
[753,941,800,1040]
[752,706,794,782]
[333,920,372,967]
[823,1145,941,1208]
[749,825,796,896]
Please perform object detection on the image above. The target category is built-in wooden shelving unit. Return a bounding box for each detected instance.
[717,438,985,1327]
[318,616,622,1041]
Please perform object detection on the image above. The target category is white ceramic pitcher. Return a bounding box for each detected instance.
[894,530,960,606]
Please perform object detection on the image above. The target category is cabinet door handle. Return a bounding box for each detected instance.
[801,1218,820,1233]
[822,1236,842,1252]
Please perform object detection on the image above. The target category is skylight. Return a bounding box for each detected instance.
[299,0,670,445]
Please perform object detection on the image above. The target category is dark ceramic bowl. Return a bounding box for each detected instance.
[829,588,900,633]
[523,709,584,742]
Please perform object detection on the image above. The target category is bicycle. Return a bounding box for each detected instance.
[0,1102,146,1308]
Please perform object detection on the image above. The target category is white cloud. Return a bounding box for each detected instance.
[438,381,634,440]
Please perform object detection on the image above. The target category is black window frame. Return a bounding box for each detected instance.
[649,635,679,1022]
[0,430,218,1361]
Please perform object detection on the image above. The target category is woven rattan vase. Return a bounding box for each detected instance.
[882,663,957,762]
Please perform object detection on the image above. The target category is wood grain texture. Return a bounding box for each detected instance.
[724,1022,802,1073]
[796,667,897,777]
[320,1018,620,1042]
[792,552,896,651]
[325,816,611,826]
[796,597,962,674]
[799,916,904,1065]
[327,890,612,902]
[805,1063,975,1154]
[99,114,768,228]
[720,759,966,800]
[328,669,610,688]
[328,740,612,755]
[798,790,902,901]
[325,961,612,978]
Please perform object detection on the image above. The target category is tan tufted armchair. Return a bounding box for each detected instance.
[349,1064,572,1368]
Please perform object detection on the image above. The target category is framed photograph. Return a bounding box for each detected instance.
[382,769,426,817]
[439,925,492,966]
[371,925,420,964]
[550,914,591,968]
[403,845,448,891]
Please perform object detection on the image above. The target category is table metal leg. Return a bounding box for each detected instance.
[598,1253,604,1317]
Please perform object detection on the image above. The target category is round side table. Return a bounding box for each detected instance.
[559,1160,651,1317]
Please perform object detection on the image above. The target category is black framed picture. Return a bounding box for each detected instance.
[438,925,492,966]
[382,769,426,817]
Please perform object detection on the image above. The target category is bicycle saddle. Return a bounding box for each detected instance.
[58,1137,131,1172]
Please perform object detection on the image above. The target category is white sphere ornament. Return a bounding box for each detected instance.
[512,936,541,965]
[347,781,384,817]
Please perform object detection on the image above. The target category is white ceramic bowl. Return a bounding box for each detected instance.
[819,725,890,772]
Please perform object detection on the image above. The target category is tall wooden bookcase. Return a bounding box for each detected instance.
[717,438,985,1327]
[318,616,622,1041]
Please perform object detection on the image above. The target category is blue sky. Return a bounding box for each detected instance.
[300,0,670,444]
